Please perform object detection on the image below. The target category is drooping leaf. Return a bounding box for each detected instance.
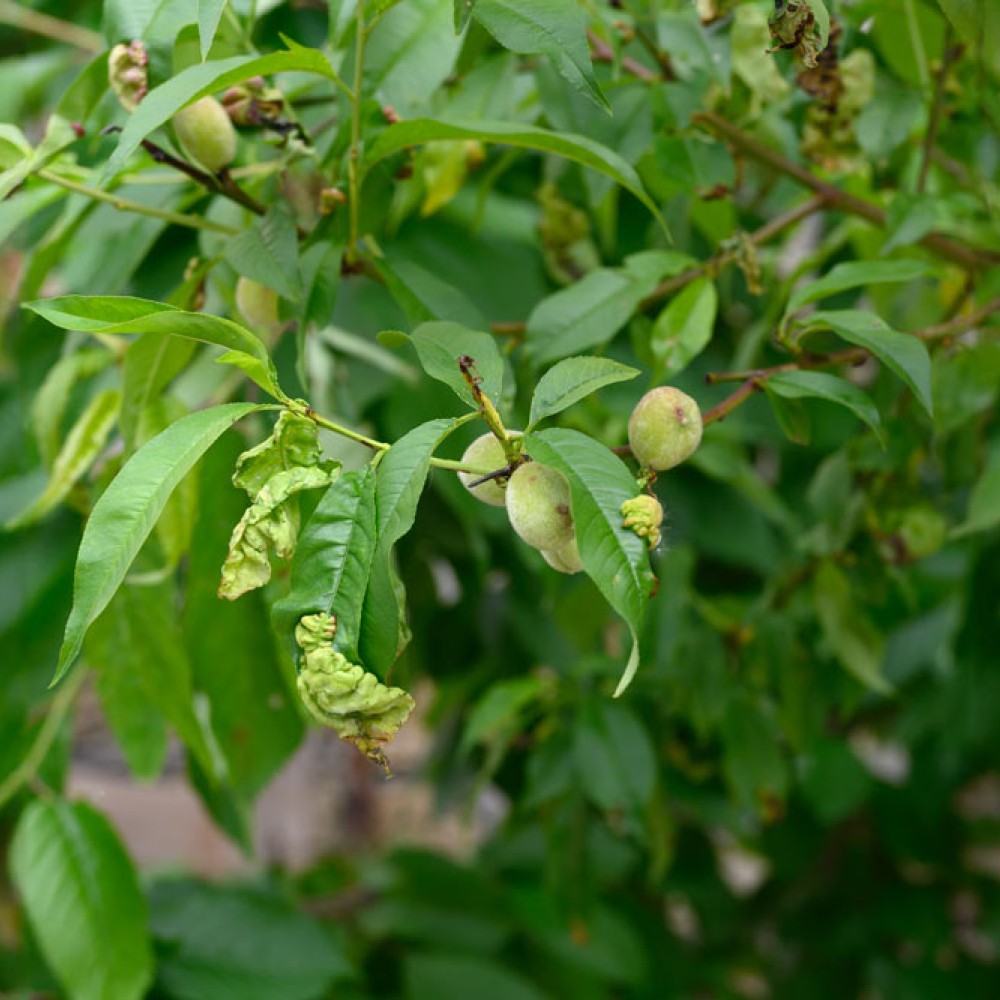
[85,579,218,780]
[10,800,153,1000]
[363,118,666,231]
[54,402,270,682]
[272,466,378,665]
[101,46,340,180]
[524,428,656,695]
[804,309,933,418]
[406,321,504,407]
[765,371,885,446]
[26,295,284,399]
[30,348,116,467]
[360,418,460,675]
[472,0,608,112]
[527,357,640,430]
[7,389,121,530]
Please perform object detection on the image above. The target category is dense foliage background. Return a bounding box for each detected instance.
[2,0,1000,997]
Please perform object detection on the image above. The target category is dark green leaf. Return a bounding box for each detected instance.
[765,371,885,446]
[805,309,933,417]
[224,204,302,301]
[786,258,932,315]
[363,118,666,232]
[473,0,608,112]
[527,356,640,430]
[149,880,352,1000]
[953,447,1000,537]
[272,466,377,665]
[10,800,152,1000]
[525,428,656,695]
[55,402,270,682]
[360,419,460,676]
[404,954,549,1000]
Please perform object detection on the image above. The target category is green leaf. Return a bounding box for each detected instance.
[223,204,302,301]
[149,880,352,1000]
[360,419,460,676]
[374,255,488,330]
[526,253,672,364]
[721,694,787,810]
[198,0,228,59]
[120,333,197,453]
[85,580,218,781]
[272,467,378,666]
[407,321,504,407]
[765,371,885,447]
[7,389,121,530]
[651,277,718,379]
[404,954,549,1000]
[813,560,891,694]
[30,348,116,467]
[786,259,932,315]
[527,356,640,430]
[804,309,933,418]
[101,46,340,180]
[472,0,608,112]
[937,0,1000,77]
[54,402,269,683]
[9,800,153,1000]
[26,295,284,399]
[363,118,666,232]
[461,676,548,752]
[182,435,304,799]
[574,700,657,814]
[524,428,656,695]
[363,0,464,114]
[455,0,477,30]
[953,447,1000,538]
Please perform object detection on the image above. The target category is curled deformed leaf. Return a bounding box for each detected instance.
[232,410,326,497]
[219,465,339,600]
[295,613,414,772]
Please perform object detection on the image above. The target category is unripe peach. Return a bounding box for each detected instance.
[458,433,515,507]
[628,386,703,471]
[172,96,237,172]
[505,462,575,552]
[541,537,584,574]
[235,276,281,337]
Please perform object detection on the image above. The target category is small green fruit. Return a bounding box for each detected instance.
[628,386,703,471]
[541,537,584,574]
[235,277,281,337]
[173,96,237,172]
[506,462,575,552]
[458,432,516,507]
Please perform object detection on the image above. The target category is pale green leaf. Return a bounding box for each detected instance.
[651,277,718,379]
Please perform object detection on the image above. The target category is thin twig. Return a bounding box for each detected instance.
[38,169,242,235]
[347,2,366,255]
[702,297,1000,425]
[695,110,1000,271]
[0,0,103,52]
[917,25,958,195]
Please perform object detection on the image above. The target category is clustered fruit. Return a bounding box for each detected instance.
[457,384,702,572]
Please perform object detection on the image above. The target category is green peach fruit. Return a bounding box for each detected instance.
[235,276,281,337]
[505,462,574,552]
[458,432,517,507]
[541,537,584,574]
[628,386,703,471]
[173,96,237,172]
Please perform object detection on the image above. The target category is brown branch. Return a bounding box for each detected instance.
[587,29,660,83]
[694,110,1000,271]
[702,296,1000,425]
[918,26,959,195]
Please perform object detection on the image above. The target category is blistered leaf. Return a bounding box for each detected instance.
[232,410,327,497]
[295,613,414,772]
[220,464,340,600]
